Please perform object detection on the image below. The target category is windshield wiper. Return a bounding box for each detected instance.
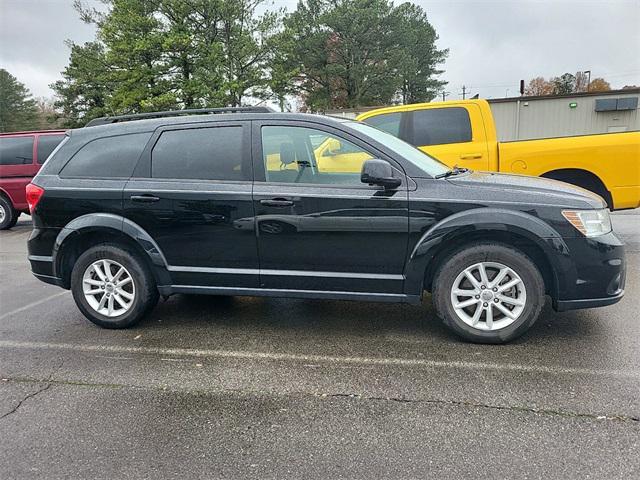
[434,166,469,179]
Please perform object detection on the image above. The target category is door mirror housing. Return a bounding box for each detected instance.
[361,159,402,189]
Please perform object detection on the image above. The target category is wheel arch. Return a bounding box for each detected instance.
[405,208,571,301]
[53,213,170,288]
[540,168,613,209]
[0,187,16,209]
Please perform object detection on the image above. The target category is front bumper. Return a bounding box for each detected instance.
[555,290,624,312]
[552,231,626,311]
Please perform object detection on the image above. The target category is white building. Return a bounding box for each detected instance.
[488,89,639,141]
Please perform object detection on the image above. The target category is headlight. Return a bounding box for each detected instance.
[562,209,612,237]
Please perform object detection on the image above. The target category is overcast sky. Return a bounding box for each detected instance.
[1,0,639,102]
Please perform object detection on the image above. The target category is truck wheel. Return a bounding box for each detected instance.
[0,197,16,230]
[70,243,159,329]
[433,243,545,344]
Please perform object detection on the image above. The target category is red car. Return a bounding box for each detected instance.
[0,130,66,229]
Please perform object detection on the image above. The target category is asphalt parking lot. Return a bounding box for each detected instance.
[1,212,639,479]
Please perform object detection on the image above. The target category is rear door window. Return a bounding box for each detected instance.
[60,132,150,178]
[0,136,34,165]
[151,126,247,181]
[410,107,472,146]
[36,135,65,164]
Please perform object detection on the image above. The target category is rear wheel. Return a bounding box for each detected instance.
[70,243,159,328]
[0,197,16,230]
[433,243,545,344]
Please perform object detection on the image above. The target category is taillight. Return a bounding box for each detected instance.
[25,183,44,214]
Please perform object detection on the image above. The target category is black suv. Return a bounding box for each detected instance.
[27,108,625,343]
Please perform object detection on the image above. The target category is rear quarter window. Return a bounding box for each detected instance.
[60,132,151,178]
[0,136,34,165]
[36,135,65,164]
[410,107,472,146]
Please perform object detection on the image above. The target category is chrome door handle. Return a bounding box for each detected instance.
[260,198,294,207]
[130,194,160,203]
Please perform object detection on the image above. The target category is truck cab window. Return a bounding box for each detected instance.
[411,107,472,146]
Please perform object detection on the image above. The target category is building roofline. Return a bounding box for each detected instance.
[488,88,640,103]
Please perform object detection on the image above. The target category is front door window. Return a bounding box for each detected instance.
[261,126,374,185]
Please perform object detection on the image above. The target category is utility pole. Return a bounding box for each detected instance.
[584,70,591,91]
[441,91,449,101]
[461,85,467,100]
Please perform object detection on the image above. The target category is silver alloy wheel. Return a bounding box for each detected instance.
[450,261,527,331]
[0,204,6,224]
[82,259,135,317]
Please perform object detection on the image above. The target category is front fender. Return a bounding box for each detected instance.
[53,213,170,285]
[404,208,573,297]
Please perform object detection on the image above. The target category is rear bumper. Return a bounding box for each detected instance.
[553,231,626,311]
[33,271,64,287]
[28,227,66,288]
[28,254,65,287]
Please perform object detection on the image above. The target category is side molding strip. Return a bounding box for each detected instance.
[159,285,421,305]
[167,265,405,281]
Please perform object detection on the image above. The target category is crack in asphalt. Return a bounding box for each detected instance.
[2,375,639,424]
[0,359,64,421]
[317,393,640,423]
[0,383,52,421]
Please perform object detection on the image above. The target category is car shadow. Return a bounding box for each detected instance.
[135,292,610,351]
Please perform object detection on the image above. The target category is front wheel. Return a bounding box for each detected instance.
[70,243,159,328]
[433,243,545,344]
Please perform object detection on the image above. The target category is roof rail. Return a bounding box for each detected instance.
[85,106,275,127]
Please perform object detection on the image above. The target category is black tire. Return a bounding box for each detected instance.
[432,243,545,344]
[7,211,20,229]
[0,196,16,230]
[70,243,159,328]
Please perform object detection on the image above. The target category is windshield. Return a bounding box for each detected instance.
[347,121,450,177]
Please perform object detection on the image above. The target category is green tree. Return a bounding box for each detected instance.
[279,0,447,110]
[282,0,401,110]
[219,0,283,106]
[392,2,447,104]
[51,41,112,128]
[87,0,176,112]
[0,69,38,132]
[54,0,280,124]
[551,73,576,95]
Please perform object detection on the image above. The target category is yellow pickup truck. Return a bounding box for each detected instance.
[357,99,640,210]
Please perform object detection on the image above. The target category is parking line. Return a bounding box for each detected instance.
[0,291,69,321]
[0,339,638,380]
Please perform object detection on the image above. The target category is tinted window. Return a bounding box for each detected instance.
[363,112,401,136]
[152,126,246,181]
[411,107,472,146]
[37,135,65,164]
[0,136,34,165]
[262,126,374,185]
[60,133,150,178]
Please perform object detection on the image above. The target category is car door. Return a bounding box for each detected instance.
[252,120,409,294]
[123,121,259,288]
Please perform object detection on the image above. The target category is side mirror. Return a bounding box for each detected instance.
[361,159,402,189]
